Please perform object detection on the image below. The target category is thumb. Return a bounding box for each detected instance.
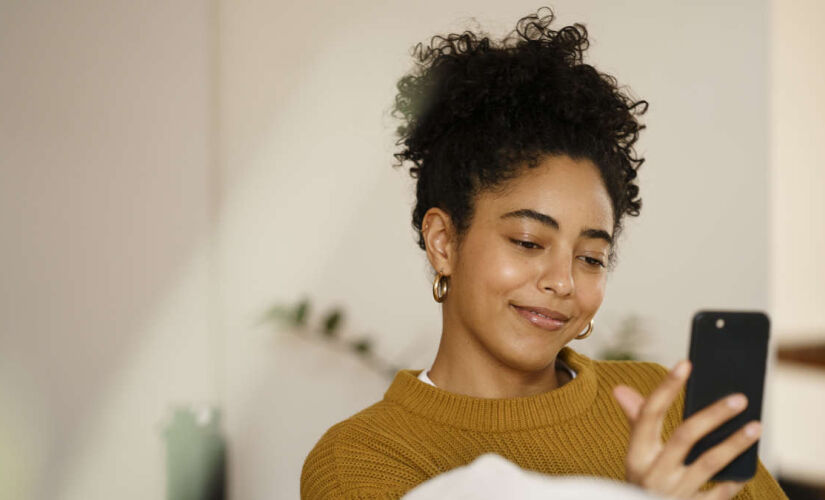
[613,385,645,423]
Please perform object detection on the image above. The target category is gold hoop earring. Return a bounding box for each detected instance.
[576,319,594,339]
[432,271,449,303]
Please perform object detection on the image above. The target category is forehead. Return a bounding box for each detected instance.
[477,155,614,229]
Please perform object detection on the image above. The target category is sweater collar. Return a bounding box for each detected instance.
[383,346,598,431]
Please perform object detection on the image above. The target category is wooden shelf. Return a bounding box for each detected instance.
[777,341,825,370]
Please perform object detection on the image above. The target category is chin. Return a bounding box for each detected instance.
[497,346,557,373]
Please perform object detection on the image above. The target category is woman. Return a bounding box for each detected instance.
[301,7,787,500]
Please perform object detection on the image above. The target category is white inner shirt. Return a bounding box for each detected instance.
[417,357,577,387]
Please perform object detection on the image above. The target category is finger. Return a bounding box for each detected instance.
[634,360,691,446]
[691,480,746,500]
[613,385,645,422]
[621,362,691,483]
[651,392,749,474]
[681,420,762,494]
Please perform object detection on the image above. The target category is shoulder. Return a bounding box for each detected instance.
[300,418,346,500]
[563,347,670,395]
[300,400,425,499]
[590,356,671,396]
[588,355,686,437]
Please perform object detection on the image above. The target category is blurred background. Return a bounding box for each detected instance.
[1,0,823,499]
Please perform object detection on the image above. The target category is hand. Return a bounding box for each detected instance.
[612,360,762,499]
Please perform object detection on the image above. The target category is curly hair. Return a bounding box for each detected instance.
[391,6,648,268]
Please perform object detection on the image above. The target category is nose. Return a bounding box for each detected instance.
[539,249,574,296]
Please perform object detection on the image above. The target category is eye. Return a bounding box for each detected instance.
[579,256,606,268]
[510,238,542,250]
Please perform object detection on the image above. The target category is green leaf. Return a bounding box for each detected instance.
[322,309,344,336]
[294,299,310,326]
[264,305,290,320]
[351,338,372,355]
[260,304,296,326]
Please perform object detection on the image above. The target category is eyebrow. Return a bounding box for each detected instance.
[500,208,613,246]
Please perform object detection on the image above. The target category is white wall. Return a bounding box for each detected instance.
[0,1,217,499]
[768,0,825,484]
[218,1,770,498]
[770,0,825,339]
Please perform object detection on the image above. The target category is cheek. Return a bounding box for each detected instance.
[455,242,528,312]
[576,274,607,314]
[477,246,532,298]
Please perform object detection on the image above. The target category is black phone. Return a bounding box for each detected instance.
[682,310,770,481]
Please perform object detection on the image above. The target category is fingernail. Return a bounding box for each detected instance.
[727,394,747,409]
[745,421,762,437]
[674,361,689,378]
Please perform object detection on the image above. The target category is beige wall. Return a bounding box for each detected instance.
[770,0,825,339]
[0,1,218,498]
[7,0,825,498]
[767,0,825,484]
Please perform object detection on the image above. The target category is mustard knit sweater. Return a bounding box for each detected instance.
[301,347,787,499]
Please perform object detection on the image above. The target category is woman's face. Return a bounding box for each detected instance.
[428,154,614,373]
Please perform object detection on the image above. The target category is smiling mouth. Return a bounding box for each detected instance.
[511,305,568,332]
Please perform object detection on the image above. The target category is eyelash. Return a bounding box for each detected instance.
[510,239,606,268]
[512,239,542,250]
[581,256,606,268]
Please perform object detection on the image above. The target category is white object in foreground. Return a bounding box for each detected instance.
[401,453,665,500]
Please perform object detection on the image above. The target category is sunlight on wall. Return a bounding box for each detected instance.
[57,249,214,499]
[770,0,825,338]
[0,363,48,499]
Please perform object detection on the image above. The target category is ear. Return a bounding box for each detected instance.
[421,207,457,275]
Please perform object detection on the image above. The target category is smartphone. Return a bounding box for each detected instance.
[682,310,770,481]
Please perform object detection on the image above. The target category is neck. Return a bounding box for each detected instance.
[427,312,568,398]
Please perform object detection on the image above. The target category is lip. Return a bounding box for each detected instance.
[513,304,569,321]
[511,304,570,331]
